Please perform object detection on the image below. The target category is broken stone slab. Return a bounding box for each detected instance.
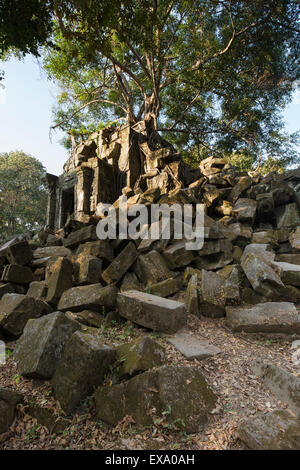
[14,311,79,379]
[120,272,142,292]
[149,277,180,298]
[134,250,173,286]
[275,253,300,265]
[185,274,199,316]
[223,265,242,304]
[163,242,196,271]
[0,388,23,434]
[76,240,114,263]
[2,241,33,266]
[198,239,232,257]
[199,270,226,318]
[0,283,15,300]
[95,365,217,433]
[238,410,300,450]
[116,336,165,377]
[232,198,257,225]
[63,225,98,249]
[276,202,300,228]
[33,246,72,259]
[273,261,300,287]
[252,361,300,418]
[221,223,252,246]
[74,253,103,285]
[117,290,186,334]
[241,251,286,299]
[227,176,252,203]
[252,230,278,246]
[46,257,73,305]
[226,302,300,334]
[183,267,202,285]
[0,294,52,337]
[194,251,233,270]
[102,242,138,284]
[58,284,118,312]
[27,281,48,299]
[52,331,116,414]
[1,265,33,285]
[166,331,221,360]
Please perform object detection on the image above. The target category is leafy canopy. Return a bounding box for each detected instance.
[0,151,47,240]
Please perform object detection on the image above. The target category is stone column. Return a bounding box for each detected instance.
[44,173,58,230]
[75,166,93,220]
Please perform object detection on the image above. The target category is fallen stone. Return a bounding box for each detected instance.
[27,281,48,299]
[199,270,226,318]
[0,388,23,434]
[183,267,202,285]
[226,302,300,333]
[276,202,300,228]
[117,290,186,334]
[3,241,33,266]
[222,223,252,245]
[74,253,103,285]
[33,246,72,259]
[63,225,98,249]
[1,265,33,285]
[95,365,217,433]
[238,410,300,450]
[241,287,267,305]
[273,261,300,287]
[0,294,52,337]
[224,265,241,304]
[194,251,233,270]
[228,176,252,203]
[163,241,195,269]
[149,277,180,298]
[27,405,70,434]
[46,257,73,305]
[0,283,15,300]
[102,242,137,284]
[14,311,79,379]
[116,336,165,377]
[76,240,114,263]
[252,230,278,246]
[275,253,300,265]
[120,272,142,292]
[58,284,118,312]
[289,227,300,252]
[185,274,199,315]
[232,198,257,225]
[52,331,116,414]
[252,361,300,418]
[134,250,173,285]
[66,310,104,328]
[166,331,221,360]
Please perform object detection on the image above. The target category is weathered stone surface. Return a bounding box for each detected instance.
[58,284,118,312]
[66,310,104,328]
[0,283,15,300]
[117,290,186,334]
[149,277,180,298]
[223,265,241,304]
[185,274,199,315]
[27,405,70,434]
[120,272,142,292]
[163,241,195,269]
[252,361,300,418]
[228,176,252,203]
[276,202,300,228]
[238,410,300,450]
[74,253,102,285]
[273,261,300,286]
[27,281,48,299]
[241,251,286,299]
[3,241,33,266]
[14,311,79,379]
[198,239,232,257]
[241,287,267,305]
[135,250,173,285]
[199,270,226,318]
[0,294,51,337]
[33,246,72,260]
[166,331,221,360]
[232,198,257,225]
[289,227,300,252]
[102,242,137,284]
[183,267,202,285]
[52,331,116,414]
[226,302,300,333]
[116,336,165,377]
[63,225,98,249]
[222,223,252,245]
[46,257,73,305]
[0,388,23,434]
[194,251,233,270]
[1,265,33,285]
[95,365,217,432]
[76,240,114,263]
[275,253,300,265]
[252,230,278,246]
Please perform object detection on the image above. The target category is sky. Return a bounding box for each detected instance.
[0,56,299,176]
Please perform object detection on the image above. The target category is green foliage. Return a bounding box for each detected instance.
[0,151,47,240]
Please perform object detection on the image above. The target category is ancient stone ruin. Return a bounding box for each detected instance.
[1,121,300,449]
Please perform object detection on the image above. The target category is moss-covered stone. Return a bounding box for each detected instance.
[116,336,165,377]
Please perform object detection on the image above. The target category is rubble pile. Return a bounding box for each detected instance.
[1,122,300,448]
